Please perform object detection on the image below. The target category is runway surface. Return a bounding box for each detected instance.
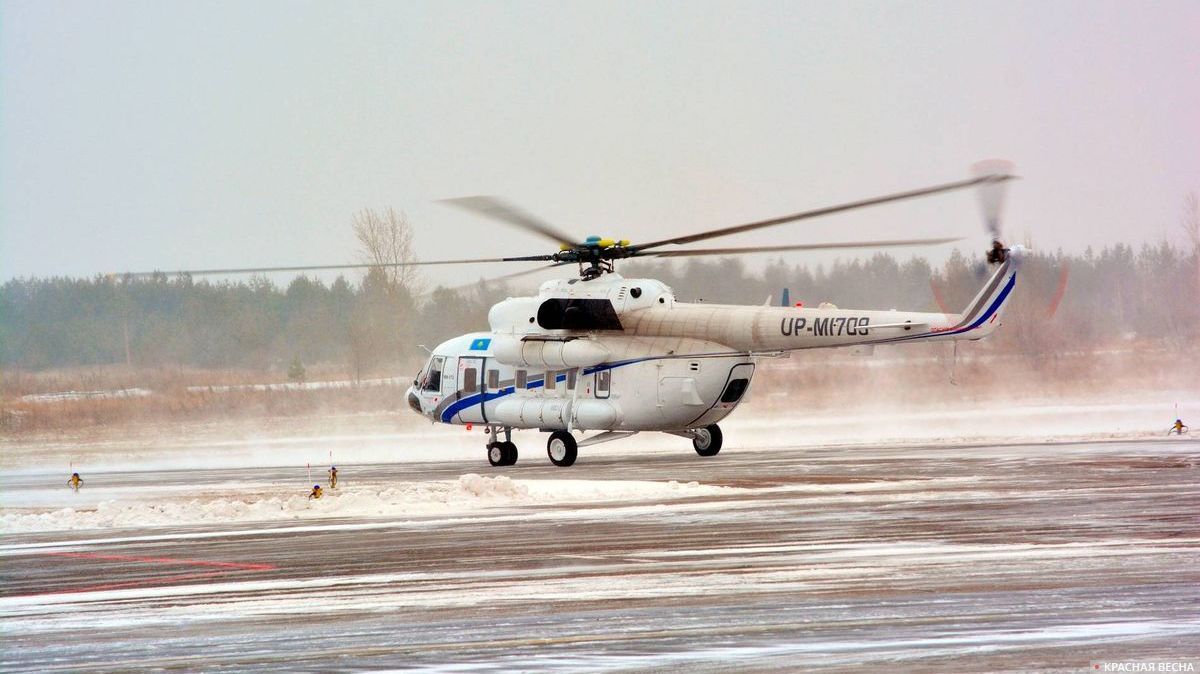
[2,439,1199,671]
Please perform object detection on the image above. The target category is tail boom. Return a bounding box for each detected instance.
[619,259,1017,352]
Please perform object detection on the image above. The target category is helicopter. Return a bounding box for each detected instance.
[130,161,1020,468]
[402,161,1020,467]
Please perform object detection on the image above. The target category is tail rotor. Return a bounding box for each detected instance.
[973,160,1012,241]
[971,159,1017,267]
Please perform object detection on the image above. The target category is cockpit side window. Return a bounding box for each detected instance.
[422,356,444,392]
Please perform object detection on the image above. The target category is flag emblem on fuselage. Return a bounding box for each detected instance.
[469,338,492,351]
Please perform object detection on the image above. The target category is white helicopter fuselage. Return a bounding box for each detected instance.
[407,258,1017,434]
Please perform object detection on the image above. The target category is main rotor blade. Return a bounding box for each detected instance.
[439,196,580,248]
[420,262,570,298]
[635,236,964,258]
[634,174,1015,252]
[118,256,525,278]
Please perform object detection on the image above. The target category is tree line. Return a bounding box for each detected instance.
[2,242,1196,374]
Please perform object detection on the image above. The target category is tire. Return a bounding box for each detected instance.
[692,424,723,457]
[546,431,578,467]
[500,441,518,466]
[487,442,505,467]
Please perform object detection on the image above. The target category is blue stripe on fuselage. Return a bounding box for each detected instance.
[438,358,650,423]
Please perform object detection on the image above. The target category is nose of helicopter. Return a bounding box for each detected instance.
[405,386,422,415]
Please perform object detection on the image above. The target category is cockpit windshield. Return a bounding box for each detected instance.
[419,355,444,392]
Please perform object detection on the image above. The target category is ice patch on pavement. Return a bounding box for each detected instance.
[0,475,735,534]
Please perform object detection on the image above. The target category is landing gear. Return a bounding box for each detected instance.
[546,431,578,467]
[692,423,723,457]
[487,441,517,466]
[486,427,517,467]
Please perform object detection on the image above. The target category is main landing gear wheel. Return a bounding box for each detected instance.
[487,441,518,467]
[546,431,578,467]
[692,424,723,457]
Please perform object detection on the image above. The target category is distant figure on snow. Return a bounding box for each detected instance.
[309,484,323,499]
[328,466,338,489]
[67,472,83,491]
[1169,419,1188,436]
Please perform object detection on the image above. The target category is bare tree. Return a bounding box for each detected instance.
[1182,191,1200,253]
[348,207,423,378]
[352,207,423,293]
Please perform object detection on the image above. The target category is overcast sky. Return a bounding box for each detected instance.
[2,0,1198,288]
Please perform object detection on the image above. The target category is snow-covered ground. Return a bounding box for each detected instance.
[0,474,737,534]
[19,387,153,403]
[185,377,406,393]
[3,393,1195,475]
[2,393,1196,538]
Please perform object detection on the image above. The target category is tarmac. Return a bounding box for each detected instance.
[2,438,1198,671]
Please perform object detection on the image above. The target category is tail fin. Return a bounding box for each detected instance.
[780,288,791,307]
[953,257,1018,339]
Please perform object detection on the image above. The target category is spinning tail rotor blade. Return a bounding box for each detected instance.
[438,196,581,248]
[634,236,963,258]
[971,159,1015,241]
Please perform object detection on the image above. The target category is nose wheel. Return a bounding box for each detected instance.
[487,441,517,466]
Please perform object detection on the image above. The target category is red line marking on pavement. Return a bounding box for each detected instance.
[32,571,232,596]
[14,552,277,598]
[46,551,276,571]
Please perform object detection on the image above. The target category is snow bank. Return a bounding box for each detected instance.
[0,475,735,534]
[185,377,405,393]
[19,388,152,404]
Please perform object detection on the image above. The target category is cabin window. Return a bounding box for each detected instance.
[462,367,478,393]
[720,378,749,403]
[487,369,500,390]
[515,369,528,389]
[595,369,611,398]
[423,356,444,392]
[544,370,556,391]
